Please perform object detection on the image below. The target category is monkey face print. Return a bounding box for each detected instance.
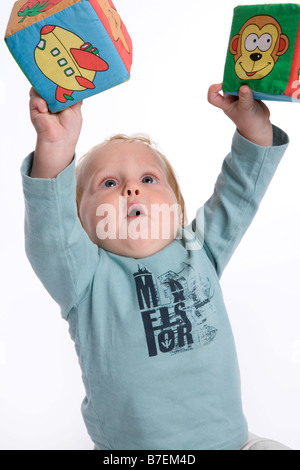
[230,15,289,81]
[223,4,300,102]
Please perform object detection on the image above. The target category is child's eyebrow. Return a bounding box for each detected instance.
[90,164,165,184]
[142,165,164,175]
[89,168,110,189]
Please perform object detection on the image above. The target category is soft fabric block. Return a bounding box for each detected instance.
[223,4,300,102]
[5,0,133,112]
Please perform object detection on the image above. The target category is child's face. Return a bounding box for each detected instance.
[77,140,180,258]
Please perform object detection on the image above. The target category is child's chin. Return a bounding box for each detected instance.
[98,237,175,259]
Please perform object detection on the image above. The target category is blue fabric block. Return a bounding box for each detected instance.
[5,1,130,112]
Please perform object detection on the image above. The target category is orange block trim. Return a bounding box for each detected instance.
[5,0,82,38]
[88,0,132,73]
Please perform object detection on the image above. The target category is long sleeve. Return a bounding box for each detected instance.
[191,125,289,277]
[21,154,100,319]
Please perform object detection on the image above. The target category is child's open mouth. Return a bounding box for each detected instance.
[127,203,147,218]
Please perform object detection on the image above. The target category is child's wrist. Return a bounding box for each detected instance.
[31,140,75,178]
[237,122,273,147]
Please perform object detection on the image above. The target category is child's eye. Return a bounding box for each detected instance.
[142,175,156,184]
[101,179,118,188]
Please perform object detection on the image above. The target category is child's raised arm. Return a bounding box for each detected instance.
[29,88,83,179]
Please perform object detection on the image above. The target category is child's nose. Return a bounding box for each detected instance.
[127,188,140,196]
[124,182,140,197]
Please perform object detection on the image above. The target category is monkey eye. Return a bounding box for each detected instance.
[258,33,273,52]
[245,33,259,52]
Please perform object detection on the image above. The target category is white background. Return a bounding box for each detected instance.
[1,0,300,450]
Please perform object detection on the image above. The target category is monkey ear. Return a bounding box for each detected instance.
[229,34,240,55]
[277,34,289,55]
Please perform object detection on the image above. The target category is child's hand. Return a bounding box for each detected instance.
[29,88,83,178]
[208,83,273,147]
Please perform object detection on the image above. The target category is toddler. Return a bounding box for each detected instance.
[21,84,290,450]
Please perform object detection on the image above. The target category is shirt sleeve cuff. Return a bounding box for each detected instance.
[21,153,76,198]
[234,124,289,150]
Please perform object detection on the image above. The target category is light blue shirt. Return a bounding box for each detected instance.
[21,126,289,450]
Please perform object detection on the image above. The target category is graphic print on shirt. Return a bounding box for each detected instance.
[133,264,217,357]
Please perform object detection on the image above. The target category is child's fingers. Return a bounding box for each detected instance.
[29,87,39,99]
[207,83,224,108]
[71,100,83,115]
[237,85,255,111]
[208,83,237,113]
[29,87,48,114]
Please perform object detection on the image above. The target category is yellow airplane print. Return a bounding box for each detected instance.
[35,24,109,102]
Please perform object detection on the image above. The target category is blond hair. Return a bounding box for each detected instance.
[76,134,187,226]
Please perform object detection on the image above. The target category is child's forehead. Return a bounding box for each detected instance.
[80,140,168,176]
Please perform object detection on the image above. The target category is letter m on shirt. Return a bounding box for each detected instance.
[133,269,159,310]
